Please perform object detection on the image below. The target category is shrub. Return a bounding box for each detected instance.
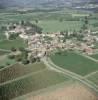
[22,59,30,65]
[6,62,10,66]
[8,54,15,59]
[0,65,5,69]
[11,47,17,52]
[15,54,22,62]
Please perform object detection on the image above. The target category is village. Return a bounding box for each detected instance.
[4,20,98,62]
[0,1,98,99]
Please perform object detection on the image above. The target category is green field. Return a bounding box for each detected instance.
[0,38,27,50]
[33,20,82,33]
[0,50,10,56]
[0,56,16,69]
[50,51,98,76]
[87,72,98,86]
[0,10,97,40]
[32,19,98,32]
[0,62,72,100]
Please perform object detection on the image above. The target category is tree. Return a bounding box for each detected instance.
[1,26,7,31]
[81,24,88,30]
[19,47,25,52]
[6,62,10,66]
[15,54,22,62]
[60,31,64,35]
[35,19,39,24]
[9,34,16,40]
[84,16,89,25]
[11,47,17,52]
[8,54,15,59]
[22,51,28,59]
[64,30,69,39]
[0,65,5,69]
[22,59,30,65]
[30,56,36,63]
[81,16,89,31]
[36,57,40,62]
[72,30,77,37]
[21,20,25,25]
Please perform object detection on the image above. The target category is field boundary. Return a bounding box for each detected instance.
[13,80,74,100]
[0,48,11,52]
[84,71,98,78]
[42,57,98,93]
[0,68,47,86]
[76,52,98,63]
[0,62,18,71]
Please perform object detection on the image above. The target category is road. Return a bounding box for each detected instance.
[41,57,98,93]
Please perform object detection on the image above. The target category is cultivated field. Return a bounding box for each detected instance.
[0,62,72,100]
[0,55,16,69]
[0,62,46,83]
[13,82,98,100]
[33,20,82,32]
[0,38,27,50]
[0,9,98,100]
[50,51,98,76]
[0,9,98,40]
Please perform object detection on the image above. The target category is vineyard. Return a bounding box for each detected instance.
[0,63,46,84]
[0,62,71,100]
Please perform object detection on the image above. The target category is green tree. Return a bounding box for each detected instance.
[30,56,36,63]
[35,19,39,24]
[81,16,89,31]
[11,47,17,52]
[22,59,30,65]
[15,54,22,62]
[8,54,15,59]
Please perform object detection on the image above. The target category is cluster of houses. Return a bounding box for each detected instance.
[4,22,98,58]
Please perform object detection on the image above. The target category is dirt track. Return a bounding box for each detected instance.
[25,83,98,100]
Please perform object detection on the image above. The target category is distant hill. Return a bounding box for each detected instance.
[0,0,98,12]
[0,0,52,9]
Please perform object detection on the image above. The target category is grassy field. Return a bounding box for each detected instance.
[0,55,16,69]
[33,20,82,33]
[0,62,46,83]
[0,62,71,100]
[0,50,10,56]
[0,10,97,39]
[50,51,98,76]
[32,19,98,32]
[0,38,27,50]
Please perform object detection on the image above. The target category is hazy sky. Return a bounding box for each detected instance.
[0,0,45,8]
[0,0,97,9]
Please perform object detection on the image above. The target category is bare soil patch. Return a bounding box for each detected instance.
[26,83,98,100]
